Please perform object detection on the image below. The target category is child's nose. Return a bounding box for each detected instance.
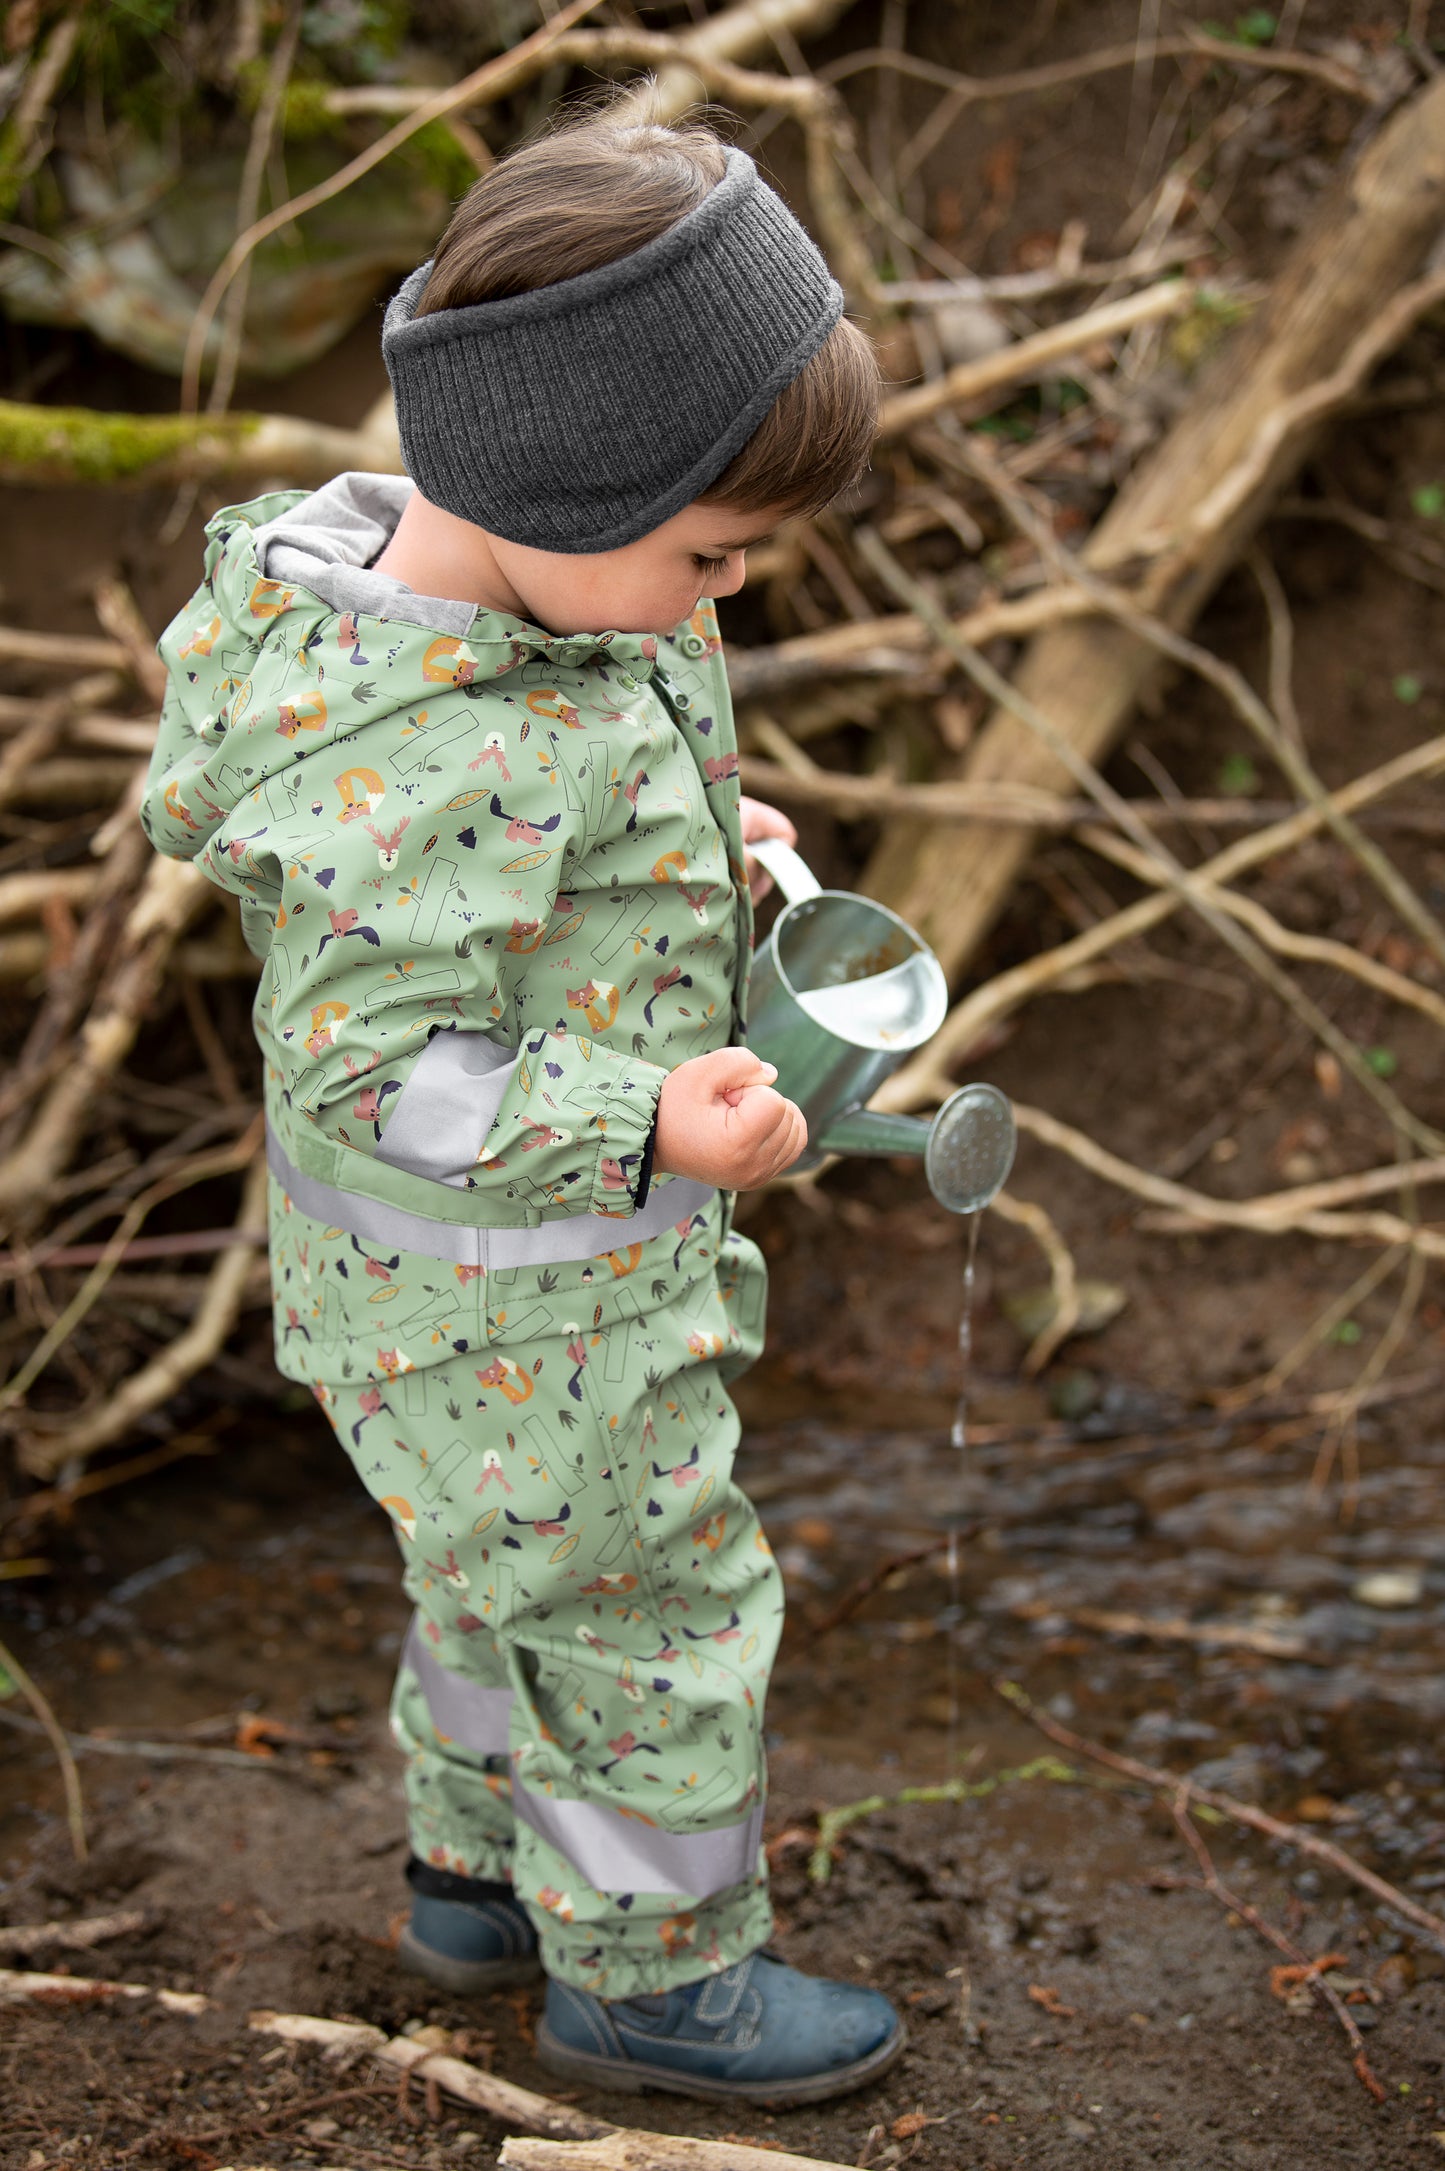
[712,553,748,598]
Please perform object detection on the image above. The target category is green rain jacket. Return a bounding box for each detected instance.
[141,473,751,1269]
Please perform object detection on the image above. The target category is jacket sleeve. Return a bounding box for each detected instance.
[251,709,668,1223]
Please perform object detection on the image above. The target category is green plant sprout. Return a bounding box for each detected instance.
[808,1755,1081,1883]
[1217,752,1261,794]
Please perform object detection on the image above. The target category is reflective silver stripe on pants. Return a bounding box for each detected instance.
[267,1127,715,1270]
[402,1621,763,1900]
[403,1617,513,1751]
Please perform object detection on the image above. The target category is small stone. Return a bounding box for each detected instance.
[1375,1953,1416,1999]
[303,2118,340,2140]
[1352,1570,1424,1609]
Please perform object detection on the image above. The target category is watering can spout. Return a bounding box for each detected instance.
[817,1083,1016,1216]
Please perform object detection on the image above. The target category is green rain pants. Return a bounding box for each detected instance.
[268,1168,781,1998]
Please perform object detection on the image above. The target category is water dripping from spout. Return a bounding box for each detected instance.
[945,1211,982,1763]
[951,1210,982,1455]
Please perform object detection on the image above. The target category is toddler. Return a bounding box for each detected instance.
[142,103,898,2106]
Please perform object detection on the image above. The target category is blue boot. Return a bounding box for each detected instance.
[536,1950,905,2106]
[396,1859,541,1993]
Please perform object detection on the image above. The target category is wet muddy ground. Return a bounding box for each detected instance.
[3,1178,1445,2171]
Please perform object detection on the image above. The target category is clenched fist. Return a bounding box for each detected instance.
[654,1046,808,1191]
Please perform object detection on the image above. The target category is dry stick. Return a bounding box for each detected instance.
[1315,1220,1427,1508]
[739,754,1445,838]
[177,0,603,415]
[0,688,71,805]
[1081,825,1445,1032]
[0,815,150,1154]
[877,281,1195,438]
[1,6,84,197]
[0,626,127,672]
[997,1679,1445,1948]
[726,585,1092,695]
[880,730,1445,1107]
[1009,1102,1445,1258]
[208,6,302,422]
[497,2139,863,2171]
[0,1965,206,2014]
[1163,1793,1385,2102]
[0,1633,85,1861]
[1047,1609,1314,1660]
[986,1186,1080,1372]
[0,1910,146,1959]
[15,1147,268,1478]
[606,0,855,128]
[1247,547,1304,754]
[251,2012,613,2143]
[91,582,168,708]
[856,525,1445,1158]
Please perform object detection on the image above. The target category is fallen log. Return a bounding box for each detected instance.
[0,397,401,491]
[864,75,1445,979]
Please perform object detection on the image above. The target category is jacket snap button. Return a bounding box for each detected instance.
[682,634,707,656]
[619,673,637,690]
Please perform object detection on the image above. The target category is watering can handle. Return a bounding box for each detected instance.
[748,836,822,903]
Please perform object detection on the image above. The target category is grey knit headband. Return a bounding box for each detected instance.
[381,147,843,554]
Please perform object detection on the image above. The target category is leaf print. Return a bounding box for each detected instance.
[445,790,492,811]
[501,848,560,873]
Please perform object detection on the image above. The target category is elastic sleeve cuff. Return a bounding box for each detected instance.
[587,1051,669,1218]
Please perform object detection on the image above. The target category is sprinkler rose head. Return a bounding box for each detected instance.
[925,1084,1017,1215]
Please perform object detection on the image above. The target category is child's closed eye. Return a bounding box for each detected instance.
[691,553,731,577]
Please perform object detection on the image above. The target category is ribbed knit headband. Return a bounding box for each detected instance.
[381,147,843,554]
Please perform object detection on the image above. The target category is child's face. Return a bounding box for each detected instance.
[491,500,784,636]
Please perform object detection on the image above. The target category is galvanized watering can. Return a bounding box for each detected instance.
[746,839,1017,1215]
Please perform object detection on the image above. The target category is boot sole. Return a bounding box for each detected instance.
[397,1925,542,1995]
[534,2014,906,2109]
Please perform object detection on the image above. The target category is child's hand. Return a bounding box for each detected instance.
[654,1047,807,1190]
[738,797,797,902]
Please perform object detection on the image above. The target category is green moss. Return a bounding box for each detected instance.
[1169,286,1256,374]
[280,78,346,142]
[0,121,21,225]
[397,120,480,204]
[0,400,260,486]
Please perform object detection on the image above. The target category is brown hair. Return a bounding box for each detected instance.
[416,104,879,522]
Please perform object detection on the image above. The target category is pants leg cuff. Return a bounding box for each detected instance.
[535,1888,775,2000]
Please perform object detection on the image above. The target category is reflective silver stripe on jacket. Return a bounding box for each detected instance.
[266,1128,713,1269]
[402,1623,764,1900]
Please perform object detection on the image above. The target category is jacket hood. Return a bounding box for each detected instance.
[146,472,667,862]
